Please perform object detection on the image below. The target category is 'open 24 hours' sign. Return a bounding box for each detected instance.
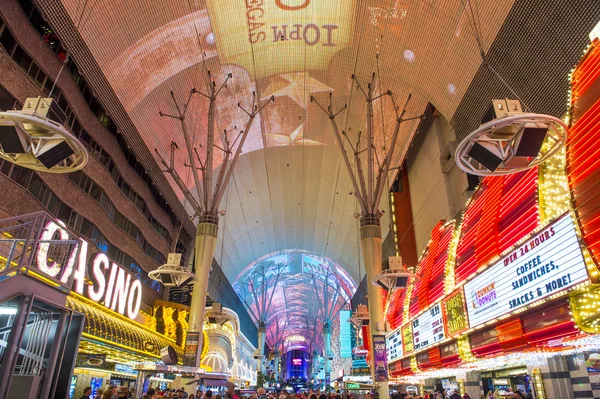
[464,213,589,329]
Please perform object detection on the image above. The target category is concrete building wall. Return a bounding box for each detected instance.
[406,111,470,255]
[0,0,198,302]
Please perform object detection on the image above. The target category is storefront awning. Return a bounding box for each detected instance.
[66,294,184,361]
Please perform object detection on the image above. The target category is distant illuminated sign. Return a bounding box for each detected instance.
[386,329,403,363]
[339,310,352,358]
[206,0,357,78]
[292,358,302,366]
[401,324,413,355]
[115,364,134,374]
[351,346,368,357]
[36,220,143,319]
[464,213,589,328]
[442,289,469,336]
[346,383,361,389]
[412,303,444,351]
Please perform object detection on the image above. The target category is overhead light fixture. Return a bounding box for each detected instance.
[347,304,370,328]
[455,99,568,176]
[447,83,457,95]
[0,97,88,172]
[148,253,198,288]
[372,256,419,291]
[0,307,17,315]
[403,49,415,63]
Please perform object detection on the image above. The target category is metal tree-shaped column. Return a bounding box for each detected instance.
[239,261,286,373]
[266,316,289,381]
[307,262,349,390]
[157,72,273,367]
[312,74,421,399]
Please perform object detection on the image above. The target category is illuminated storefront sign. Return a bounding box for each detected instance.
[36,220,143,319]
[115,364,134,374]
[351,346,368,357]
[206,0,356,78]
[442,289,469,336]
[464,213,589,328]
[386,329,403,363]
[411,302,444,351]
[401,323,413,355]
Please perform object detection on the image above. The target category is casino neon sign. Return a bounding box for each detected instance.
[36,220,143,319]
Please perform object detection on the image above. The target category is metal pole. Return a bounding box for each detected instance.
[0,294,33,398]
[49,310,75,399]
[39,310,68,399]
[135,371,146,398]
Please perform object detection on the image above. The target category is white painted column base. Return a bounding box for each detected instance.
[188,222,219,367]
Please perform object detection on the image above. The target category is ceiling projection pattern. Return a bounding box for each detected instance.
[50,0,516,310]
[233,250,357,351]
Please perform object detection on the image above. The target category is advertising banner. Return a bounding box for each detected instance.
[412,302,444,351]
[184,332,200,367]
[372,335,388,382]
[76,353,110,370]
[339,310,353,358]
[442,289,469,336]
[464,213,589,328]
[386,329,403,363]
[205,0,357,78]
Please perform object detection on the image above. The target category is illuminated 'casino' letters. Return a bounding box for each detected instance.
[36,221,143,319]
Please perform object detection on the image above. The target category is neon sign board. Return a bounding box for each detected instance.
[386,329,403,363]
[463,213,589,328]
[411,302,444,351]
[36,220,143,319]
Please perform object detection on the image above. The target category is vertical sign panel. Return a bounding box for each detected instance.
[401,324,413,355]
[373,335,388,382]
[184,332,200,367]
[412,303,444,351]
[339,310,352,358]
[442,289,469,336]
[386,329,403,363]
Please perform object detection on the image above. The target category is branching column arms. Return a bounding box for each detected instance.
[211,93,274,213]
[159,89,206,211]
[311,94,367,215]
[312,74,424,217]
[157,71,274,217]
[155,142,202,215]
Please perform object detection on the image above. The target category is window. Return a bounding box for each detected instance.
[12,46,32,70]
[4,8,186,256]
[0,27,16,53]
[11,165,31,187]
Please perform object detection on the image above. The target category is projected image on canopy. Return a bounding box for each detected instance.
[232,250,357,352]
[55,0,515,207]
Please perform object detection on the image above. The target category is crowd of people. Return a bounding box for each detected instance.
[389,388,532,399]
[78,385,531,399]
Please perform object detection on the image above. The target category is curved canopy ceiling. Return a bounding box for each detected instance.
[233,250,357,351]
[55,0,515,325]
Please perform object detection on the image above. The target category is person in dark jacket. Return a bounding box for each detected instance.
[80,387,92,399]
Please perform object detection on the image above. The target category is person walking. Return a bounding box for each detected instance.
[80,387,93,399]
[94,389,104,399]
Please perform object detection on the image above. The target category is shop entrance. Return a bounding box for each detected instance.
[481,367,532,398]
